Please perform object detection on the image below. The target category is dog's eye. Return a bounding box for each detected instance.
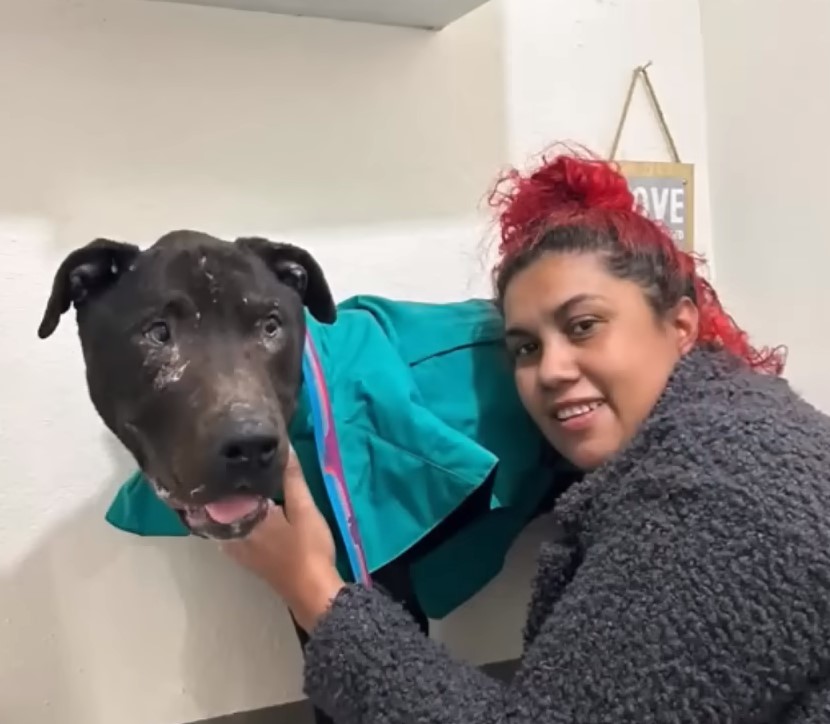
[146,321,171,345]
[261,314,281,338]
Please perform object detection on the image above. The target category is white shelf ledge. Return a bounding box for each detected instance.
[151,0,492,29]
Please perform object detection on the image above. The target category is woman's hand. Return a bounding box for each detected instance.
[219,446,346,632]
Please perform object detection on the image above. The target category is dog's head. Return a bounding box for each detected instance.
[38,230,336,539]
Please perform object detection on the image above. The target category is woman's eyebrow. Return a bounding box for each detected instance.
[505,293,606,337]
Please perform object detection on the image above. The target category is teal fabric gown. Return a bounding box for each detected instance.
[105,295,571,619]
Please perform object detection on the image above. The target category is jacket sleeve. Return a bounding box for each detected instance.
[302,473,826,723]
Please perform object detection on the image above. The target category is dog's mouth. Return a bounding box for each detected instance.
[178,494,270,540]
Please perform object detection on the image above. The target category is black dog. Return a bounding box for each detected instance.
[40,229,432,724]
[38,229,337,540]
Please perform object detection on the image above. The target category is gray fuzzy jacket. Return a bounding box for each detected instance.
[303,347,830,723]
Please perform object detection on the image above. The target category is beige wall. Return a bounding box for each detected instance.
[700,0,830,411]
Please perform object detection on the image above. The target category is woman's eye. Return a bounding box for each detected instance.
[511,341,539,360]
[146,321,171,345]
[568,317,599,339]
[262,314,282,338]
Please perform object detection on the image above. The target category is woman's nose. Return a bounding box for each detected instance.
[537,343,580,388]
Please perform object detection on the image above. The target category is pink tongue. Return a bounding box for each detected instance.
[204,495,261,524]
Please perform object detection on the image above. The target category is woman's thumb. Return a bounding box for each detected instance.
[282,445,317,517]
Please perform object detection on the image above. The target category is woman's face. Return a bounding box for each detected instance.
[502,251,698,471]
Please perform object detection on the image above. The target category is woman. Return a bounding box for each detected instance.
[220,150,830,722]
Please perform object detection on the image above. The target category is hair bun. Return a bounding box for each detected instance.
[531,154,634,213]
[489,150,635,257]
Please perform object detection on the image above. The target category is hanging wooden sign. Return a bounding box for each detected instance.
[616,160,694,251]
[609,63,695,252]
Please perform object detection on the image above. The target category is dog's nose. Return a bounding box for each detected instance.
[220,432,279,473]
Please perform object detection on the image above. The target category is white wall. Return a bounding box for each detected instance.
[0,2,505,722]
[700,0,830,411]
[504,0,714,266]
[0,0,713,722]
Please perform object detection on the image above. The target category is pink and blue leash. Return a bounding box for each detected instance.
[301,330,372,588]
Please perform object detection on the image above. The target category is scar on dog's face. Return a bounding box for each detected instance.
[38,230,336,539]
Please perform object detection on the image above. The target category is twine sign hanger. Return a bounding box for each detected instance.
[610,62,695,250]
[609,61,681,162]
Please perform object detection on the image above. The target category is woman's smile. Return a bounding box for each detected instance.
[548,398,606,433]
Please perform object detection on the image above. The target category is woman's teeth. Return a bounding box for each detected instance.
[555,401,603,421]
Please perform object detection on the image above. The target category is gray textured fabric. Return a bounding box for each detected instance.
[302,347,830,723]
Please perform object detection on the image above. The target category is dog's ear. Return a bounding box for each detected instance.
[38,238,141,339]
[236,237,336,324]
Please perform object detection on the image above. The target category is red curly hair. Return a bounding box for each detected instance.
[488,147,786,376]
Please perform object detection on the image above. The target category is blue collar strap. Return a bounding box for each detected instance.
[301,330,372,587]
